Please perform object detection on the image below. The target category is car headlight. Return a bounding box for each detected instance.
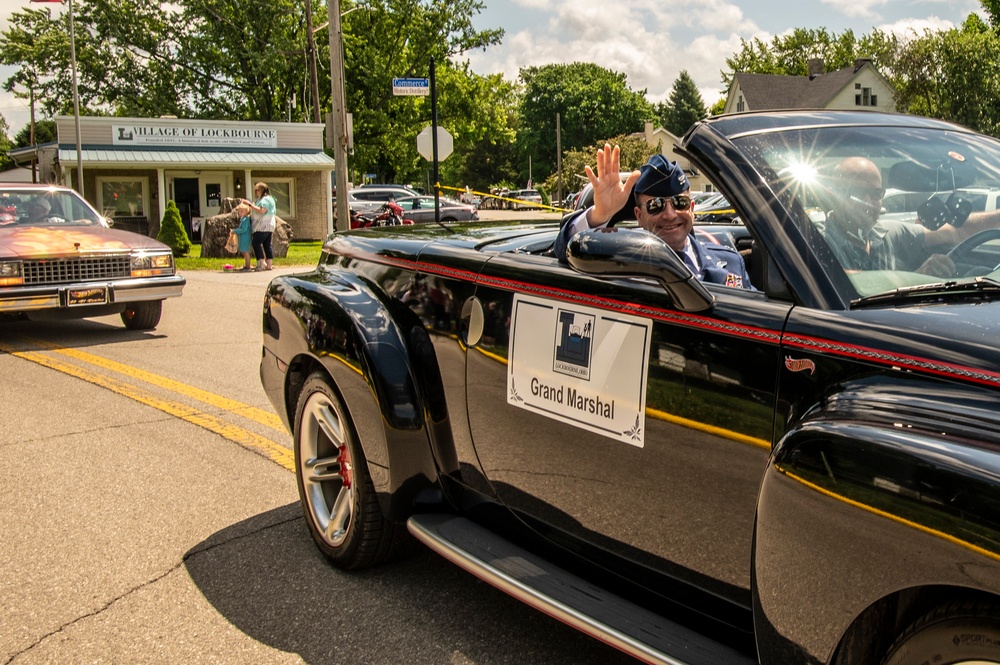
[0,261,23,286]
[131,252,174,277]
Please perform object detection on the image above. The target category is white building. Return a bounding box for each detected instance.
[11,116,336,240]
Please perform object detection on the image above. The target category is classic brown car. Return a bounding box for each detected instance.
[0,184,185,330]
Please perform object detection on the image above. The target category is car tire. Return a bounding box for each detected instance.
[880,600,1000,664]
[441,216,457,222]
[293,372,413,569]
[120,300,162,330]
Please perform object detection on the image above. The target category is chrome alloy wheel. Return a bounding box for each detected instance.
[298,390,354,548]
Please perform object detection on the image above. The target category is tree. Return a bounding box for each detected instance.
[339,0,503,185]
[722,28,898,89]
[433,65,520,192]
[13,119,56,148]
[157,201,192,258]
[543,132,659,200]
[0,116,13,171]
[981,0,1000,30]
[892,15,1000,136]
[0,0,507,188]
[0,7,93,124]
[518,62,655,182]
[657,71,707,136]
[716,9,1000,138]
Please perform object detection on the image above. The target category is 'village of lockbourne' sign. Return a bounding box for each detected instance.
[112,124,279,148]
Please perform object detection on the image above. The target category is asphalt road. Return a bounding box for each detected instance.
[0,266,635,665]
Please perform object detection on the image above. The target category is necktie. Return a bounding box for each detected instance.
[682,248,700,276]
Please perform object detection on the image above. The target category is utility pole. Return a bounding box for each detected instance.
[29,83,37,183]
[327,0,350,231]
[68,0,84,196]
[305,0,321,124]
[430,57,439,223]
[556,112,562,204]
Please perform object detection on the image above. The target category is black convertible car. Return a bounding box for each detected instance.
[261,110,1000,665]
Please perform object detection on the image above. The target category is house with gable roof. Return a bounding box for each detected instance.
[723,58,896,114]
[629,121,715,193]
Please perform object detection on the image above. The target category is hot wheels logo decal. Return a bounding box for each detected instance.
[784,357,816,375]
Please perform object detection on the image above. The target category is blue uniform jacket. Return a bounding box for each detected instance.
[554,208,754,290]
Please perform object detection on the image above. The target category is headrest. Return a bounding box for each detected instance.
[887,157,976,192]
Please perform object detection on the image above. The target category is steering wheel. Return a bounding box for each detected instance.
[946,228,1000,274]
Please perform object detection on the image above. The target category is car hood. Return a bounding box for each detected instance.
[0,225,168,260]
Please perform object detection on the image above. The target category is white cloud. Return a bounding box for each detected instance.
[876,16,956,39]
[466,0,765,116]
[820,0,889,20]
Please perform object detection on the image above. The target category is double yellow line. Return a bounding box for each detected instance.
[0,337,295,472]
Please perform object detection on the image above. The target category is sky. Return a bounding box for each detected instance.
[0,0,989,138]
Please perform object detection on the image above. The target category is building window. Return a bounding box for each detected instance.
[737,95,745,112]
[855,87,876,107]
[97,177,149,218]
[260,178,295,218]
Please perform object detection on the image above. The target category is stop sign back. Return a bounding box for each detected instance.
[417,125,453,161]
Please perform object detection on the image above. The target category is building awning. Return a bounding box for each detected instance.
[58,147,335,169]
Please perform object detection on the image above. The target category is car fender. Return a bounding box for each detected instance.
[754,410,1000,664]
[262,269,441,521]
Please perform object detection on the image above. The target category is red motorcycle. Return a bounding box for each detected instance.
[350,201,409,229]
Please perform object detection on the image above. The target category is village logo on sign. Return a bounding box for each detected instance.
[553,308,594,380]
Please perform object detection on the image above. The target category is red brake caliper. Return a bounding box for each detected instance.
[338,443,352,490]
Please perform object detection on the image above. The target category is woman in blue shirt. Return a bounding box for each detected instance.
[241,182,277,271]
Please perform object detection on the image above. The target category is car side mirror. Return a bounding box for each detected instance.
[566,227,715,313]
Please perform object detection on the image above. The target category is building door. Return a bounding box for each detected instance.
[173,177,200,240]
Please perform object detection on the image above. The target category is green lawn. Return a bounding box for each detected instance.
[175,241,324,271]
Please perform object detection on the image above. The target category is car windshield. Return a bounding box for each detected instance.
[0,188,104,227]
[732,124,1000,300]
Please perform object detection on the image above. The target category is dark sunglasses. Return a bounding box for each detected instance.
[643,194,692,215]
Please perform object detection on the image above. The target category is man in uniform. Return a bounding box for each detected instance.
[555,145,753,290]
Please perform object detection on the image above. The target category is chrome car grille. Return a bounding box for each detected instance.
[21,256,131,285]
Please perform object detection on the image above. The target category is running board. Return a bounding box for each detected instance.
[407,513,757,665]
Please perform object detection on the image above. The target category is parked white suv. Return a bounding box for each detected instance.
[346,185,419,213]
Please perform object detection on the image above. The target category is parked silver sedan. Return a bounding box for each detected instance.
[395,196,479,223]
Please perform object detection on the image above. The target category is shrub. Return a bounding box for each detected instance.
[156,200,192,257]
